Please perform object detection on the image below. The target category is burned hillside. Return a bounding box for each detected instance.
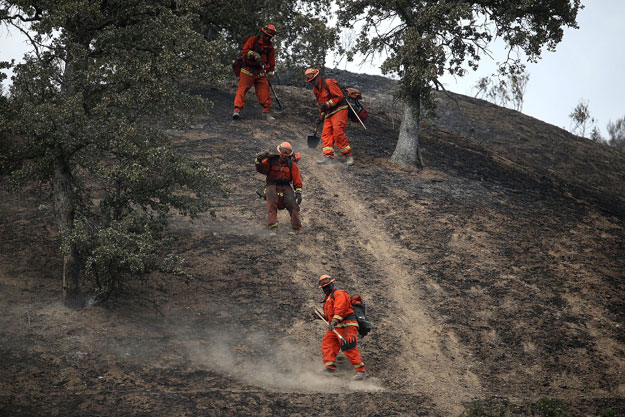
[1,78,624,417]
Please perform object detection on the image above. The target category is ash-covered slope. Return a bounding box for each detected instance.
[313,68,625,217]
[1,78,624,417]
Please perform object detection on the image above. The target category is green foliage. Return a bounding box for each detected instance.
[589,126,603,143]
[568,99,596,138]
[606,116,625,151]
[193,0,337,84]
[333,0,580,168]
[535,398,572,417]
[474,69,530,111]
[1,0,226,302]
[335,0,581,112]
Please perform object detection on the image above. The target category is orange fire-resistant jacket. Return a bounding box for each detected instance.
[241,35,275,76]
[323,289,358,328]
[255,156,303,191]
[312,78,349,117]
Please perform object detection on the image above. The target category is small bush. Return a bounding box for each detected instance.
[535,398,571,417]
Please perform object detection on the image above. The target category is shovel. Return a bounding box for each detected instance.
[307,118,322,148]
[314,308,357,352]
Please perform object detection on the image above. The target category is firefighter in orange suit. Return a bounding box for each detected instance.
[305,68,354,166]
[233,25,277,121]
[255,142,302,231]
[315,274,366,380]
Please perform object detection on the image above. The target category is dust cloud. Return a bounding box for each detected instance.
[182,330,383,393]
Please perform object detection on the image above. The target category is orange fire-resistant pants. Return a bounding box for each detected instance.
[234,71,271,113]
[321,108,352,158]
[322,326,365,372]
[265,185,301,229]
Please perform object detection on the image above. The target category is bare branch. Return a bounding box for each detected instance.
[433,78,460,110]
[7,20,41,61]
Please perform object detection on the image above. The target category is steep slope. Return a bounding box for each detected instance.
[433,91,625,218]
[0,82,624,417]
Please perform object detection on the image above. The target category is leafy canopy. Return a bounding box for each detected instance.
[194,0,337,83]
[1,0,226,301]
[335,0,581,108]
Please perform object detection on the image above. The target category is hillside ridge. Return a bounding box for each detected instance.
[1,79,624,416]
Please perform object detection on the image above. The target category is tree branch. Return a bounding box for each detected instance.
[3,12,42,23]
[8,21,42,61]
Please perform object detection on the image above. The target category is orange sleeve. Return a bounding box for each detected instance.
[323,299,332,322]
[290,162,302,191]
[325,79,345,108]
[241,36,260,67]
[255,157,271,175]
[331,290,351,321]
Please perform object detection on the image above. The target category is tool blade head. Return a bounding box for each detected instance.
[307,135,320,148]
[339,336,357,352]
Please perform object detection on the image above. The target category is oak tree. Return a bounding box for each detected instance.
[1,0,225,307]
[336,0,582,169]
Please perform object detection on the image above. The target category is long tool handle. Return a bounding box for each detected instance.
[264,71,283,111]
[346,99,367,130]
[314,308,346,342]
[314,116,322,136]
[271,84,283,110]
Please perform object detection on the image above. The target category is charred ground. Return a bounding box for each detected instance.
[1,77,624,417]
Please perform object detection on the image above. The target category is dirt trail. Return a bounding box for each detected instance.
[277,124,481,414]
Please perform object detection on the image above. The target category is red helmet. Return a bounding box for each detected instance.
[305,68,320,83]
[261,24,277,37]
[318,274,335,288]
[277,141,293,156]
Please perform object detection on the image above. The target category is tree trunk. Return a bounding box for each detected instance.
[391,97,424,169]
[53,152,84,309]
[53,45,85,308]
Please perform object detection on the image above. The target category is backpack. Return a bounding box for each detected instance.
[321,79,368,124]
[269,153,300,169]
[326,290,372,337]
[255,153,301,199]
[344,88,369,123]
[350,294,372,337]
[232,35,262,77]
